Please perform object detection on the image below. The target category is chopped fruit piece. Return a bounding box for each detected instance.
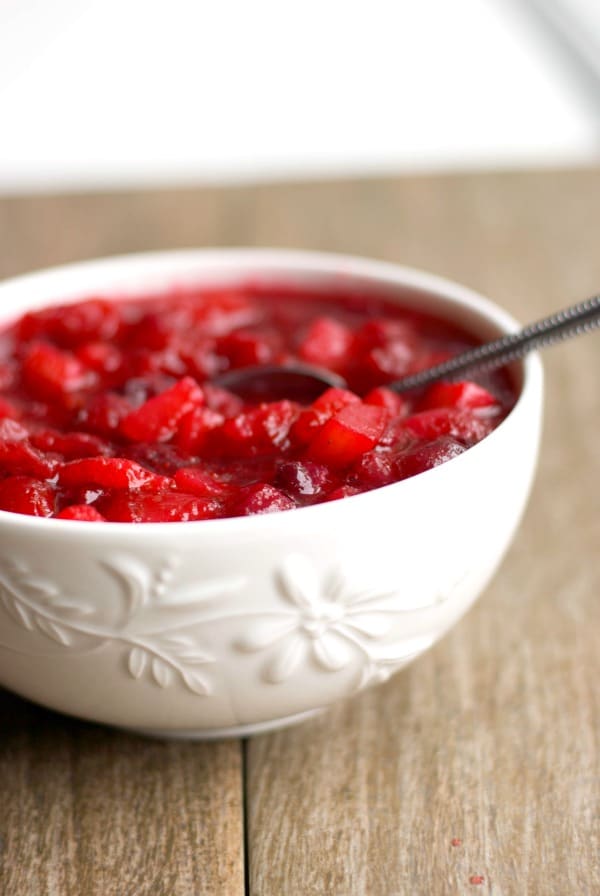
[354,317,417,349]
[18,299,122,347]
[323,485,362,502]
[231,483,295,515]
[0,397,19,419]
[291,387,360,445]
[176,406,225,454]
[362,342,415,381]
[0,476,54,516]
[191,290,261,336]
[0,419,28,442]
[77,392,132,436]
[379,418,416,451]
[174,466,233,498]
[217,329,276,368]
[56,504,106,521]
[96,491,222,523]
[76,341,123,376]
[0,362,17,391]
[393,436,466,481]
[202,384,244,418]
[363,386,408,417]
[274,460,334,499]
[419,380,499,412]
[298,317,353,369]
[349,451,396,489]
[0,428,56,477]
[120,376,204,442]
[213,400,299,457]
[402,408,493,446]
[307,403,388,468]
[31,430,111,459]
[23,342,94,398]
[58,457,168,490]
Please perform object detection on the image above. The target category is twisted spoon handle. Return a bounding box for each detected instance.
[392,294,600,393]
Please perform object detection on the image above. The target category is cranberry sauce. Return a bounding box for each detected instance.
[0,284,516,521]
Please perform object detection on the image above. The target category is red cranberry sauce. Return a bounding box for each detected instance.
[0,283,516,521]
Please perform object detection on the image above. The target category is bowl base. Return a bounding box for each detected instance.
[123,707,325,741]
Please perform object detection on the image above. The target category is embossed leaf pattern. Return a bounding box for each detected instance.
[103,554,153,618]
[0,591,34,630]
[151,657,173,688]
[181,669,211,696]
[0,555,246,699]
[128,646,147,679]
[34,616,72,646]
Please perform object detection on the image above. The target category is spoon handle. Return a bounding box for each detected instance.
[391,294,600,393]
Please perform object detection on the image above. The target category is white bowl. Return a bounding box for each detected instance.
[0,249,543,739]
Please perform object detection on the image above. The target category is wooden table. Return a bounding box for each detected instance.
[0,169,599,895]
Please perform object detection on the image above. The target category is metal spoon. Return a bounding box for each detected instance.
[214,295,600,401]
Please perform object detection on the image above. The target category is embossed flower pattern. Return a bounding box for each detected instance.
[236,554,437,686]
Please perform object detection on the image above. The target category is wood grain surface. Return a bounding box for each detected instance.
[0,168,599,895]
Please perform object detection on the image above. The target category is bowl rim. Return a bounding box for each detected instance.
[0,247,543,536]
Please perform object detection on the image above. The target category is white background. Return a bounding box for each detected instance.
[0,0,599,194]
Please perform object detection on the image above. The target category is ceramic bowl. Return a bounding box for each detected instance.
[0,249,543,738]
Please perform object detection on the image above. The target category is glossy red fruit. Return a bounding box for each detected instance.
[349,451,396,490]
[76,341,124,377]
[0,476,54,516]
[307,403,388,468]
[0,362,17,391]
[274,460,334,499]
[231,483,296,516]
[213,400,299,457]
[323,485,362,502]
[77,392,132,436]
[56,504,106,521]
[0,420,56,478]
[58,457,169,490]
[402,408,493,446]
[31,429,112,459]
[217,329,276,368]
[298,317,354,369]
[419,380,499,412]
[23,342,95,399]
[291,387,360,446]
[97,490,222,523]
[191,290,261,336]
[120,376,204,443]
[18,299,122,347]
[378,417,416,451]
[363,386,408,417]
[392,436,466,481]
[0,419,28,442]
[176,406,225,454]
[0,397,19,419]
[174,466,233,498]
[202,384,244,418]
